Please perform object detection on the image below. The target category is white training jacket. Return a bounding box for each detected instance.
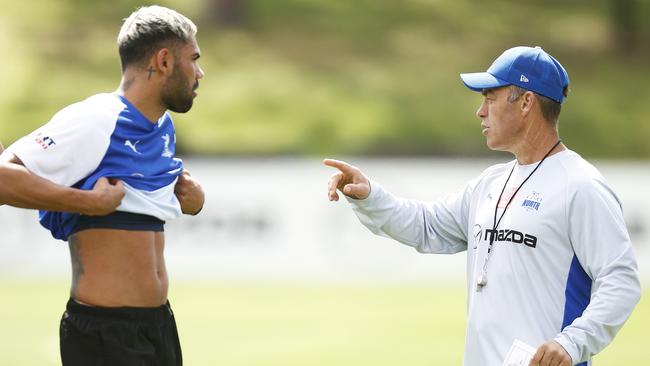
[346,150,640,366]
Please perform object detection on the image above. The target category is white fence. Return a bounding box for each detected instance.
[1,157,648,283]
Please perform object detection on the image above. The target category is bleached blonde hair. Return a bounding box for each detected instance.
[117,5,197,71]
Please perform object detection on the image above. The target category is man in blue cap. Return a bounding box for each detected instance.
[323,46,640,366]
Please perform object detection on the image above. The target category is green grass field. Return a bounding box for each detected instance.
[0,281,647,365]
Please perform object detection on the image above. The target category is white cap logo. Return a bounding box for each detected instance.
[520,74,529,83]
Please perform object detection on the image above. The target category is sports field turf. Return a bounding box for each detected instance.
[0,281,647,365]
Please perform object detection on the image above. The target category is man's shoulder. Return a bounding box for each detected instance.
[476,160,514,181]
[555,150,620,205]
[457,160,515,195]
[53,93,126,125]
[556,150,606,185]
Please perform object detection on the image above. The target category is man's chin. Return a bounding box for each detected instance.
[485,140,507,152]
[167,101,194,114]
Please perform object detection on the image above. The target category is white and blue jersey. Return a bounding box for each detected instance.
[346,150,641,366]
[7,93,184,241]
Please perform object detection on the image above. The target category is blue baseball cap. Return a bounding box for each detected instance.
[460,46,570,103]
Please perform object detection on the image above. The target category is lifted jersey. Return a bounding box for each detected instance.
[7,93,183,240]
[347,150,640,366]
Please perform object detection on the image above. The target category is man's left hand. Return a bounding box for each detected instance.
[529,340,572,366]
[174,170,204,215]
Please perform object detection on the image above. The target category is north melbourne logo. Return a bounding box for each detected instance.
[522,191,542,212]
[161,134,173,158]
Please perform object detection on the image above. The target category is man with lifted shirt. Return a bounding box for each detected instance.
[1,6,205,365]
[1,142,124,214]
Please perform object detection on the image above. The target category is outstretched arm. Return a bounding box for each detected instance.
[0,152,124,216]
[324,158,470,254]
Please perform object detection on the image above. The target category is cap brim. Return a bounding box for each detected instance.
[460,72,509,92]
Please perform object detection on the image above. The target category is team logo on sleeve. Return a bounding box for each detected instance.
[33,133,56,150]
[522,191,542,212]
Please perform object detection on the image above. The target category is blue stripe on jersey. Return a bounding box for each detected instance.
[562,254,592,366]
[39,95,183,241]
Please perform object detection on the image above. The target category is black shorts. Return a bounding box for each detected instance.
[60,298,182,366]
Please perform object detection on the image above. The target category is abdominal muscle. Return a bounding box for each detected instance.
[68,229,168,307]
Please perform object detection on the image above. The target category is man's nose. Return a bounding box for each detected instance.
[476,101,487,119]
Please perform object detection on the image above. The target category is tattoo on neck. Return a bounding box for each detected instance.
[147,66,155,80]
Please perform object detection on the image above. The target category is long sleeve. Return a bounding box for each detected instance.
[345,180,474,254]
[554,178,641,364]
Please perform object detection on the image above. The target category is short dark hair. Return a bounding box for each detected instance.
[117,6,197,71]
[507,85,569,124]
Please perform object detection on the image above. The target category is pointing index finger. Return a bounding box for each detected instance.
[323,158,355,173]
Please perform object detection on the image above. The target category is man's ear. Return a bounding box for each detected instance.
[153,48,175,76]
[520,91,535,116]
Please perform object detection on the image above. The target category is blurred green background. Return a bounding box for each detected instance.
[1,1,649,365]
[1,281,648,365]
[0,0,649,157]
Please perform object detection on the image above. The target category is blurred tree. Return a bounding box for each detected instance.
[611,0,639,52]
[208,0,247,26]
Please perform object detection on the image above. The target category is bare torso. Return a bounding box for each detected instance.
[68,229,168,307]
